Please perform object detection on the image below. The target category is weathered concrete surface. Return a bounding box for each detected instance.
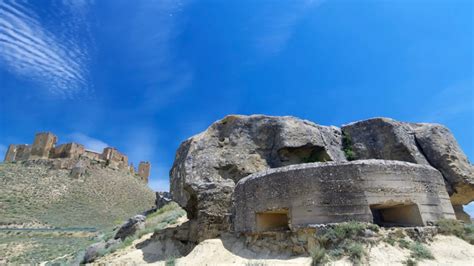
[170,115,346,241]
[342,118,474,205]
[234,160,455,233]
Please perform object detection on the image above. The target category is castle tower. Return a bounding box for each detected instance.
[4,144,17,162]
[138,161,151,183]
[30,132,57,159]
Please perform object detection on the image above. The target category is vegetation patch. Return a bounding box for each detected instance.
[311,221,377,264]
[436,218,474,244]
[341,132,356,161]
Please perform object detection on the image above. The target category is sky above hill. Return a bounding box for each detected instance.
[0,0,473,213]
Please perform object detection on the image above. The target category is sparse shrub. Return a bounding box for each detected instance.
[398,239,410,249]
[367,223,380,232]
[165,257,176,266]
[383,236,396,246]
[403,258,417,266]
[316,222,373,264]
[342,132,356,161]
[409,242,434,260]
[309,246,327,265]
[436,218,474,244]
[436,219,464,237]
[347,243,366,263]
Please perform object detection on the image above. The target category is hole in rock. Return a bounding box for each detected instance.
[278,145,331,166]
[256,210,290,232]
[370,203,423,227]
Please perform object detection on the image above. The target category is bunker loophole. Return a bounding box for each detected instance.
[370,203,423,227]
[256,210,290,232]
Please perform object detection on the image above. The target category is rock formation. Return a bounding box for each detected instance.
[169,115,473,243]
[342,118,474,217]
[170,115,346,241]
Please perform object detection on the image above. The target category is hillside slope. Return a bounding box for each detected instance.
[0,159,155,229]
[0,158,156,263]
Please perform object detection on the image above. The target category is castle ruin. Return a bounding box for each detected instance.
[4,132,150,183]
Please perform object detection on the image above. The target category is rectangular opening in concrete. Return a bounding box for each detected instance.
[370,203,423,227]
[256,210,290,232]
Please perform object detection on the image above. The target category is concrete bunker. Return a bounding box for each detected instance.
[370,203,423,227]
[256,209,290,232]
[234,160,456,233]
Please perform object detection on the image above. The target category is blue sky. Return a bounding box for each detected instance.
[0,1,473,213]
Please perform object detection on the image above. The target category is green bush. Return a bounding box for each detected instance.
[436,219,474,244]
[309,246,327,265]
[316,222,373,264]
[398,239,410,249]
[165,257,176,266]
[346,243,366,263]
[342,132,356,161]
[409,242,434,260]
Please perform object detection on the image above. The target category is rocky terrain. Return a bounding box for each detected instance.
[2,114,473,265]
[0,157,155,264]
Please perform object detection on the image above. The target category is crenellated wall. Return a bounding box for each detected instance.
[3,132,150,183]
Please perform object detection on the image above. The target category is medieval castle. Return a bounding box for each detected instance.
[3,132,150,183]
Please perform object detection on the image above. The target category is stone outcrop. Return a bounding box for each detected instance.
[156,191,172,209]
[234,160,455,233]
[169,115,473,243]
[114,215,146,241]
[170,115,347,241]
[342,118,474,206]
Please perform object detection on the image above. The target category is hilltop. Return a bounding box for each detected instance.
[0,132,156,264]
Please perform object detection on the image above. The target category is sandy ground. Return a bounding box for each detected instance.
[94,228,474,266]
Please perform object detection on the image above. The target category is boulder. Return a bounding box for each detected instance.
[170,115,346,241]
[412,123,474,205]
[341,118,429,164]
[114,214,146,240]
[342,118,474,205]
[156,191,172,209]
[82,241,106,263]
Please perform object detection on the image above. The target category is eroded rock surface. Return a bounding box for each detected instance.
[170,115,346,241]
[170,115,473,243]
[342,118,474,205]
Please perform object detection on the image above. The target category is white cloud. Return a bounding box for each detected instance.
[416,79,474,123]
[126,0,194,111]
[253,0,325,57]
[68,132,108,152]
[0,0,92,97]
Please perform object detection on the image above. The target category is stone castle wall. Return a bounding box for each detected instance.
[3,132,150,183]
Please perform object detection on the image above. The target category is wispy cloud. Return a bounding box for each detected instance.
[416,79,474,123]
[253,0,325,56]
[126,0,194,111]
[0,0,93,97]
[68,132,108,152]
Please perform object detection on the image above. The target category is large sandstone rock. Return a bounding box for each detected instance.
[170,115,346,241]
[413,123,474,205]
[342,118,474,205]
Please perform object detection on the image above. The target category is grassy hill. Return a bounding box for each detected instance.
[0,159,156,263]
